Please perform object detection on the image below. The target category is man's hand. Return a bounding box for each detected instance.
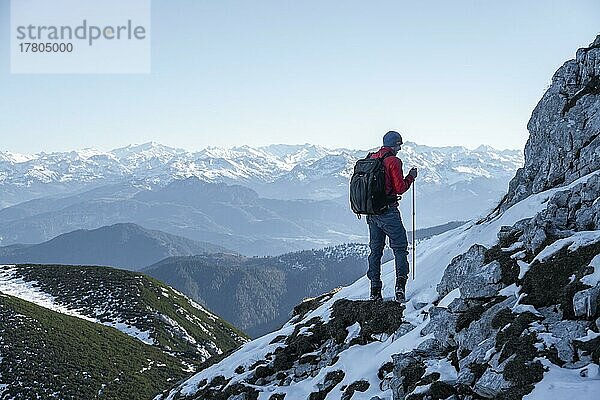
[409,167,418,179]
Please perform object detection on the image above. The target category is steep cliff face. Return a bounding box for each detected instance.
[503,35,600,210]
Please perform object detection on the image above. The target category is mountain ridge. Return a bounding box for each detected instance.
[0,222,232,270]
[0,142,522,208]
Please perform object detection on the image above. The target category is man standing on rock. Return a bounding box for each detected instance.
[366,131,417,302]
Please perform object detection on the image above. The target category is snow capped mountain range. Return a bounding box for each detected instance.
[0,142,521,191]
[0,142,523,227]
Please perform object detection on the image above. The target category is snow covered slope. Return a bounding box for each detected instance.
[160,169,600,400]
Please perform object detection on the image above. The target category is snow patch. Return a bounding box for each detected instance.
[345,322,361,343]
[438,288,461,308]
[582,254,600,286]
[525,359,600,399]
[424,358,458,382]
[104,321,154,345]
[502,241,524,252]
[512,303,541,316]
[511,250,527,259]
[534,231,600,263]
[0,266,96,322]
[575,330,600,342]
[499,283,519,298]
[518,260,531,280]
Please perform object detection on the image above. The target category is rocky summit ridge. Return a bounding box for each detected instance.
[502,35,600,211]
[161,36,600,400]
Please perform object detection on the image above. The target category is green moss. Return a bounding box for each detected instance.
[419,372,440,386]
[485,244,521,286]
[189,381,258,400]
[503,359,545,387]
[449,349,460,371]
[269,334,287,344]
[397,357,426,394]
[429,379,456,398]
[253,365,275,380]
[292,290,338,322]
[234,365,246,374]
[495,385,537,400]
[491,308,515,330]
[468,362,488,381]
[378,361,394,380]
[328,299,404,344]
[298,354,320,365]
[271,317,329,372]
[521,242,600,318]
[495,312,541,362]
[574,336,600,364]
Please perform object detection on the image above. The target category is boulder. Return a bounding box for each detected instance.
[456,297,516,352]
[437,244,488,298]
[460,261,503,299]
[474,369,512,398]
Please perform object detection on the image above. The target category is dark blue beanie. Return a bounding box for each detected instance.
[383,131,402,147]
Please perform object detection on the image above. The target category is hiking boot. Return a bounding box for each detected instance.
[395,276,407,303]
[394,287,405,303]
[370,287,383,302]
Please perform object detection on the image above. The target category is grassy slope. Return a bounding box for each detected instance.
[0,293,186,400]
[6,264,248,364]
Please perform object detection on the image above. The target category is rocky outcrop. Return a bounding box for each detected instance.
[389,35,600,400]
[436,244,487,298]
[395,223,600,399]
[502,35,600,211]
[521,173,600,253]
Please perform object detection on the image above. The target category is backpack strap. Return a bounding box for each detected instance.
[380,151,397,200]
[381,151,394,160]
[366,151,394,160]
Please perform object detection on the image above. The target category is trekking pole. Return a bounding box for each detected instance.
[412,181,416,280]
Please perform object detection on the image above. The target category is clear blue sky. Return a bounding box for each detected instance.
[0,0,598,153]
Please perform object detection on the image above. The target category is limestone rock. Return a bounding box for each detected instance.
[460,261,503,299]
[502,35,600,210]
[474,369,512,398]
[437,244,488,298]
[456,297,516,352]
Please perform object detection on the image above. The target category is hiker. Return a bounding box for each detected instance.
[365,131,417,302]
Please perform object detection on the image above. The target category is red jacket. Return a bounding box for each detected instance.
[370,147,414,203]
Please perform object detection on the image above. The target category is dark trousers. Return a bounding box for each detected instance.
[366,206,409,291]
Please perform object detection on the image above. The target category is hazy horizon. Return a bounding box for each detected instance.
[0,139,524,157]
